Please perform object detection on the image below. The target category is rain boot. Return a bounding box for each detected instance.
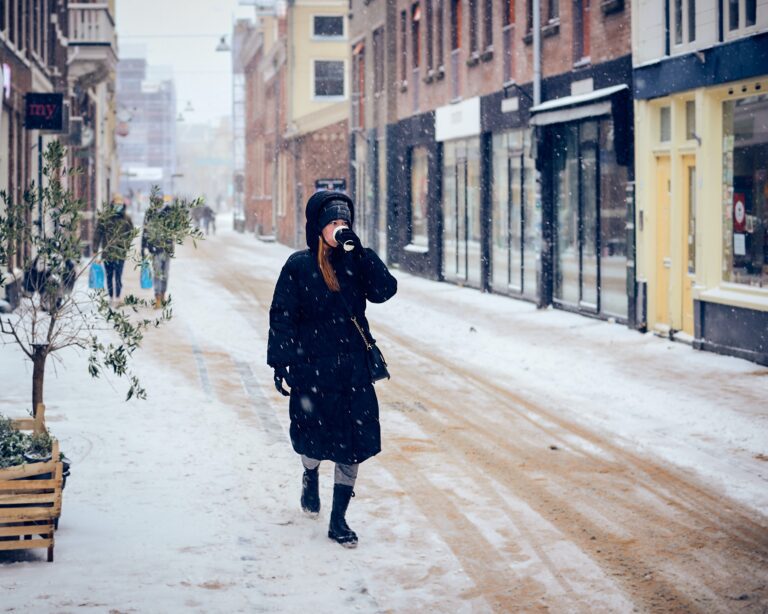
[328,484,357,548]
[301,467,320,517]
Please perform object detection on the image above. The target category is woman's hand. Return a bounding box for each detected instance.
[274,365,291,396]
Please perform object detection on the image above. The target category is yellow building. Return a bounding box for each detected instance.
[633,0,768,364]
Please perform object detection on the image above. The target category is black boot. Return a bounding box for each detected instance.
[301,467,320,517]
[328,484,358,548]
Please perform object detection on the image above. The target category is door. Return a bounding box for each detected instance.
[654,156,672,328]
[442,139,482,287]
[681,155,696,335]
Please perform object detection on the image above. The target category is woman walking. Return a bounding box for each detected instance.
[268,191,397,548]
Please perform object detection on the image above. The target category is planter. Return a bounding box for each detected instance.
[0,409,65,562]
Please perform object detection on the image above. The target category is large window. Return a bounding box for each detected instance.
[502,0,515,82]
[410,146,429,247]
[574,0,590,62]
[313,60,345,98]
[722,94,768,288]
[313,16,344,38]
[400,10,408,84]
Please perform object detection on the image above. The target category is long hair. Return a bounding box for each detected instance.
[318,237,340,292]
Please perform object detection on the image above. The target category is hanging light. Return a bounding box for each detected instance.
[184,100,194,113]
[176,112,185,122]
[215,35,231,52]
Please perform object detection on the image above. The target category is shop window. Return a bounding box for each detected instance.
[410,146,429,247]
[313,60,345,98]
[722,94,768,288]
[660,106,671,142]
[685,100,696,141]
[313,16,344,38]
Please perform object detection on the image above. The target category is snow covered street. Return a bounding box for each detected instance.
[2,223,767,613]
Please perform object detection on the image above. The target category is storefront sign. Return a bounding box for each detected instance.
[733,193,746,232]
[436,97,480,142]
[315,178,346,192]
[25,93,64,131]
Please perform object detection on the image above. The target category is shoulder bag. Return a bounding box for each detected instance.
[338,293,390,383]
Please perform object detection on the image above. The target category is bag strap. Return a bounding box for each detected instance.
[336,291,373,351]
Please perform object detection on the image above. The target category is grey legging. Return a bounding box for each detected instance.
[301,455,358,488]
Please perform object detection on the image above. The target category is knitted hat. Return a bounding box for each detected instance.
[317,200,352,230]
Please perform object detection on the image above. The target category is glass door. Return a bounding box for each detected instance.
[580,123,599,310]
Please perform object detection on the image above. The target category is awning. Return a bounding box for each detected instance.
[529,84,629,126]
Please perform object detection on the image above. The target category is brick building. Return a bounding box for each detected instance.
[239,2,349,249]
[350,0,636,325]
[1,1,118,303]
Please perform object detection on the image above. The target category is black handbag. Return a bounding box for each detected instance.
[339,293,390,383]
[350,315,390,382]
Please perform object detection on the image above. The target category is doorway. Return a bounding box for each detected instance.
[654,156,671,328]
[681,155,696,335]
[442,139,481,287]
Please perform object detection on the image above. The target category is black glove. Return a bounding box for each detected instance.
[334,227,363,255]
[273,365,291,396]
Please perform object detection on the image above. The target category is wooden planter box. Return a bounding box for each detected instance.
[0,408,64,562]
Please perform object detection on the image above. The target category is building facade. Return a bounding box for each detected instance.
[633,0,768,363]
[116,55,178,212]
[1,0,118,303]
[239,1,350,249]
[360,0,636,324]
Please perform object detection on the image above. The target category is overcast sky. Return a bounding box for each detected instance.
[115,0,255,125]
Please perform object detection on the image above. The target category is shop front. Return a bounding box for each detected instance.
[490,128,539,300]
[696,84,768,364]
[533,85,634,321]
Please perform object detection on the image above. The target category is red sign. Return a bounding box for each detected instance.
[733,193,746,232]
[25,93,64,131]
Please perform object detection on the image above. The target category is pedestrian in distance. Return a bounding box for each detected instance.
[268,190,397,548]
[141,198,176,309]
[94,194,134,305]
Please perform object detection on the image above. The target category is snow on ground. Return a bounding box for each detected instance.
[0,220,766,612]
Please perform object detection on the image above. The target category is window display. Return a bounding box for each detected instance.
[722,94,768,288]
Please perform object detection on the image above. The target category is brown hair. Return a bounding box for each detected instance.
[318,237,340,292]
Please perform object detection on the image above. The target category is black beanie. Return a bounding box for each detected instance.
[317,200,352,230]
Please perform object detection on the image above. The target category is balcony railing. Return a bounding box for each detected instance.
[69,4,117,48]
[67,4,117,81]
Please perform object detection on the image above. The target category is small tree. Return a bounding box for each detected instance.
[0,140,202,415]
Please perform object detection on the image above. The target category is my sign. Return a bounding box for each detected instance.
[25,93,64,131]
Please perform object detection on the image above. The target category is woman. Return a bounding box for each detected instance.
[268,191,397,548]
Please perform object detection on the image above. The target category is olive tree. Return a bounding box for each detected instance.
[0,140,202,415]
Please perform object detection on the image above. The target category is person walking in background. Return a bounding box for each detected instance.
[268,191,397,548]
[141,198,175,309]
[94,194,134,305]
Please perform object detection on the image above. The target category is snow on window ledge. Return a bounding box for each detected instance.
[404,243,430,254]
[697,284,768,312]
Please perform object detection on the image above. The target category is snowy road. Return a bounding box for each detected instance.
[2,223,767,613]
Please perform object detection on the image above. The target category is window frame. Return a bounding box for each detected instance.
[311,59,347,100]
[312,14,346,40]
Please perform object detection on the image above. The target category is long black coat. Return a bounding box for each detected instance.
[268,192,397,465]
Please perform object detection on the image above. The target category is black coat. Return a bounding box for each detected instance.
[268,191,397,464]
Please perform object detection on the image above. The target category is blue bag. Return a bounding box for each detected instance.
[89,262,105,290]
[140,260,153,289]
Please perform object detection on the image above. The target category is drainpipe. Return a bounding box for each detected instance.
[533,0,541,106]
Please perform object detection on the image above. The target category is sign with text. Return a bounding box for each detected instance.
[25,93,64,131]
[315,178,346,192]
